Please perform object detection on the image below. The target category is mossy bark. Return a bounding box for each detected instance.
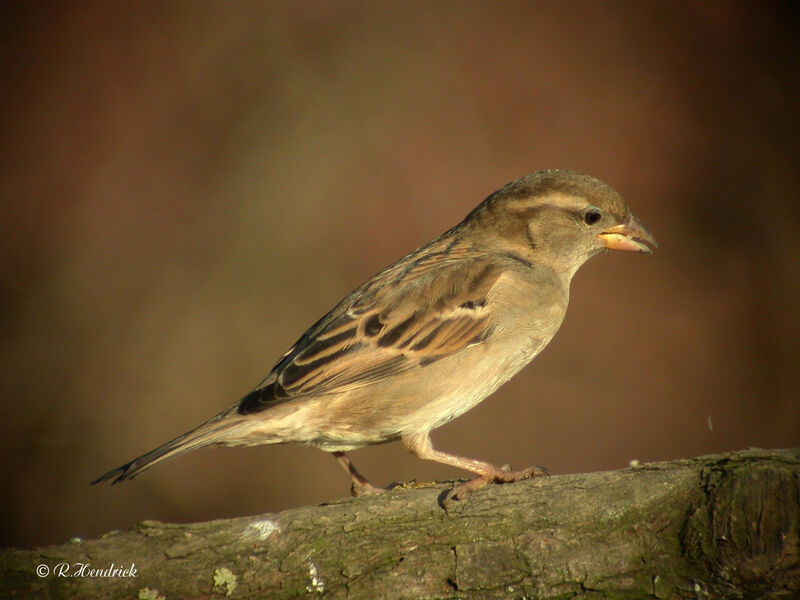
[2,448,798,599]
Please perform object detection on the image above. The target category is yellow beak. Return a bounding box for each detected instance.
[598,213,658,253]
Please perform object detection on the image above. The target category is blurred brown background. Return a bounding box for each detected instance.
[3,1,798,549]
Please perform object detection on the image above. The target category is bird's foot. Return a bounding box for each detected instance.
[350,479,386,497]
[440,464,549,510]
[494,464,550,482]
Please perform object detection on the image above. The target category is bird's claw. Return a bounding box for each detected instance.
[350,480,386,497]
[439,465,550,511]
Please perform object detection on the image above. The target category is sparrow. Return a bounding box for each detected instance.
[93,169,656,504]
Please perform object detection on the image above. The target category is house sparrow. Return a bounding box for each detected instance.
[93,169,656,504]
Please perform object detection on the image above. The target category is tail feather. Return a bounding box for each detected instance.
[91,411,249,485]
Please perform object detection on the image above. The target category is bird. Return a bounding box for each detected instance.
[93,169,656,504]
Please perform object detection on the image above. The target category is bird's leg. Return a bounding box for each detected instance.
[402,432,548,506]
[332,451,385,497]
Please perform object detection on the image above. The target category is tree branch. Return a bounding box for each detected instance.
[3,448,798,599]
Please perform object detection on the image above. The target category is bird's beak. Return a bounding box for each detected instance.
[598,213,658,254]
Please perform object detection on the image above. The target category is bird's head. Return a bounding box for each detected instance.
[471,169,657,277]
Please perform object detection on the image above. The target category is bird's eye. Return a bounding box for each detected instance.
[582,208,603,226]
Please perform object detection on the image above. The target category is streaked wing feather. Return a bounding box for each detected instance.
[238,249,502,415]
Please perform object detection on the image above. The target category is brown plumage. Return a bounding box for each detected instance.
[93,169,656,504]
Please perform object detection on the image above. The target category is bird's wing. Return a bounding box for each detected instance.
[238,253,503,414]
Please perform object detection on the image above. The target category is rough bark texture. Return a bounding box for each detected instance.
[3,448,798,599]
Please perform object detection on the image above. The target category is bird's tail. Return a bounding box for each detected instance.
[91,408,252,485]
